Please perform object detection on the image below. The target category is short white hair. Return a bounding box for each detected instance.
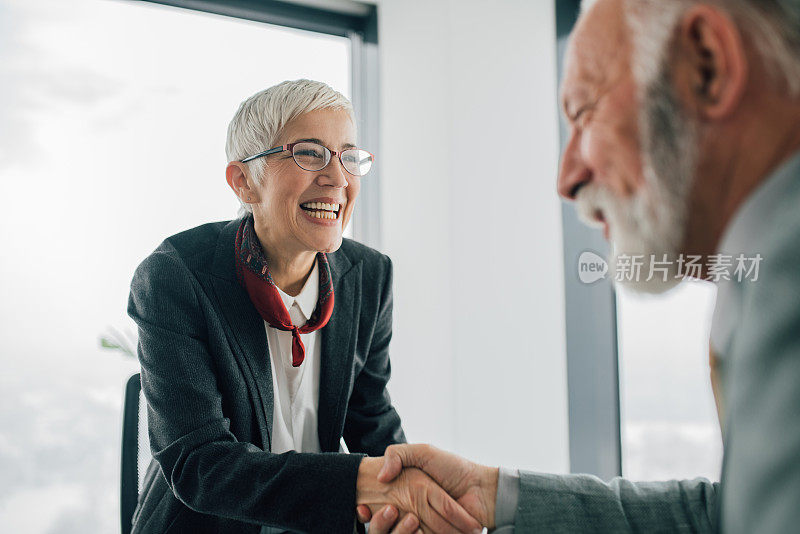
[580,0,800,96]
[225,79,355,214]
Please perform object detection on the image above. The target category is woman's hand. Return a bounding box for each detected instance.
[356,457,482,534]
[358,505,422,534]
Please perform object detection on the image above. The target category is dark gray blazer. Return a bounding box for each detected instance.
[127,217,406,534]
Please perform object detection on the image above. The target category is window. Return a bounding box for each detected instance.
[0,0,358,531]
[617,282,723,481]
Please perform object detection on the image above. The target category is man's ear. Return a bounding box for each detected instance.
[676,5,748,120]
[226,161,260,205]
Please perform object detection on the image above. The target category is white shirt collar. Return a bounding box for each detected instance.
[275,259,319,322]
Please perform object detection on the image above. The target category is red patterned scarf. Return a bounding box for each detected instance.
[234,216,334,367]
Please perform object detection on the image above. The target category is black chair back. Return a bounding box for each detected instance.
[121,373,141,534]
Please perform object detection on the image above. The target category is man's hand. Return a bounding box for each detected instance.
[356,456,483,534]
[357,445,498,530]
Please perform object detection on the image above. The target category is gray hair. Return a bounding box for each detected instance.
[225,79,355,214]
[581,0,800,95]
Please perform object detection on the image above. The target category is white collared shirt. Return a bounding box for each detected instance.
[266,261,322,454]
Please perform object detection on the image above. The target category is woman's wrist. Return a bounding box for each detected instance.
[355,456,389,506]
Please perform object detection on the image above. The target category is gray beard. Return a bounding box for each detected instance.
[609,63,698,294]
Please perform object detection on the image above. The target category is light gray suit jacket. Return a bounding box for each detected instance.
[512,153,800,533]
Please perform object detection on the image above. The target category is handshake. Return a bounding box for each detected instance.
[354,444,499,534]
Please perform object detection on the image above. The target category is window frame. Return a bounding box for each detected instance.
[555,0,623,481]
[142,0,383,248]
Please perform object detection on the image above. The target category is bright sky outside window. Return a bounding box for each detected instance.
[617,282,723,481]
[0,1,350,531]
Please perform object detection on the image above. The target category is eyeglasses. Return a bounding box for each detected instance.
[240,141,375,177]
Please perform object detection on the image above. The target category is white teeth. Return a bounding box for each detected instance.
[301,202,341,212]
[304,209,338,220]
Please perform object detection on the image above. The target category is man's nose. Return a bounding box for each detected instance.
[557,130,591,201]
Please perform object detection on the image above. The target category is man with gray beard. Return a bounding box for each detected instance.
[356,0,800,532]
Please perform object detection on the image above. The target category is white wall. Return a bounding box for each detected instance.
[376,0,570,472]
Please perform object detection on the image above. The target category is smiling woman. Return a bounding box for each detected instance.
[124,80,477,534]
[123,79,481,534]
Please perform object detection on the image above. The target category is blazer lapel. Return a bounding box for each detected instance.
[318,249,363,452]
[205,218,274,449]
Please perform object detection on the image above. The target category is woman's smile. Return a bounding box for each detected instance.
[299,197,344,224]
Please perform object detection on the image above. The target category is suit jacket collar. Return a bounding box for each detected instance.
[711,150,800,360]
[207,219,274,448]
[211,218,243,282]
[207,218,363,452]
[319,244,362,452]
